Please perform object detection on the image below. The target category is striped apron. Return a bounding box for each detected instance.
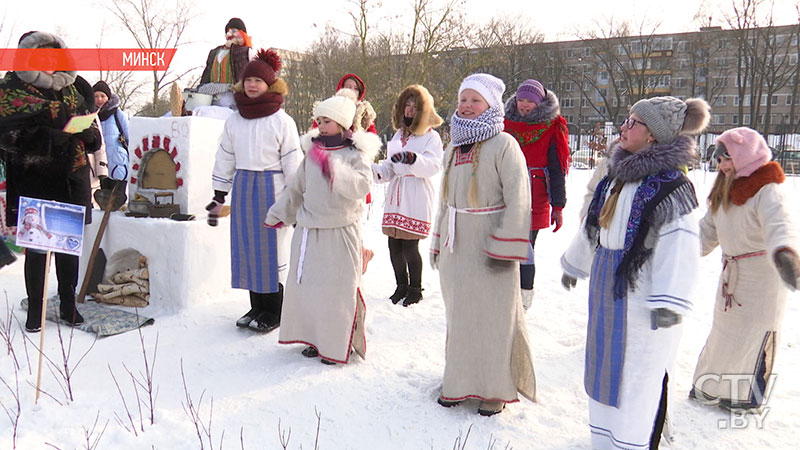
[585,246,627,407]
[230,169,284,293]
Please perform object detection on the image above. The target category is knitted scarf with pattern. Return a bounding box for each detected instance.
[449,105,504,146]
[585,136,699,297]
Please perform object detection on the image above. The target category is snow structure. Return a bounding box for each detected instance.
[79,116,230,315]
[128,116,225,214]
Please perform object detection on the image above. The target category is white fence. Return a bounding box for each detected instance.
[568,127,800,174]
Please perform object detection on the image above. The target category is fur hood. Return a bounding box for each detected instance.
[336,73,367,101]
[392,84,443,136]
[300,127,381,162]
[354,99,376,133]
[15,31,76,91]
[608,134,697,182]
[504,90,560,123]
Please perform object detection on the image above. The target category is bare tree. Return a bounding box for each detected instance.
[725,0,797,134]
[787,6,800,135]
[95,22,148,112]
[281,27,361,132]
[469,15,544,90]
[0,7,17,50]
[108,0,197,116]
[283,0,471,138]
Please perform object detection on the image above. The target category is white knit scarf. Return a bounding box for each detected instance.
[449,105,504,146]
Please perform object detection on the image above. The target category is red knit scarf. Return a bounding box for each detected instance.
[730,161,785,205]
[234,91,284,119]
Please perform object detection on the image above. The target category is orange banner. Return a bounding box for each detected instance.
[0,48,177,71]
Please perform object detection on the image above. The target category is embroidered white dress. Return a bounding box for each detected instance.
[373,128,443,238]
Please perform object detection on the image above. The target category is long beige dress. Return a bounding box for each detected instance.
[431,132,536,404]
[692,174,798,407]
[267,130,380,364]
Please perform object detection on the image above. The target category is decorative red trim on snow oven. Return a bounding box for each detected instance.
[130,134,184,187]
[126,116,226,217]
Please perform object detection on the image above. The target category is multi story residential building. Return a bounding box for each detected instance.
[500,24,800,142]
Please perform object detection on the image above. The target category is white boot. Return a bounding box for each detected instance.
[521,288,534,311]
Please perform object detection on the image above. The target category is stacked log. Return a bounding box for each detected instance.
[91,254,150,307]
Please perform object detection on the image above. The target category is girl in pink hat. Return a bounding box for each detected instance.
[690,126,799,410]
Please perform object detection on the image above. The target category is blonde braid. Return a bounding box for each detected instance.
[440,146,459,203]
[468,141,483,207]
[598,181,624,228]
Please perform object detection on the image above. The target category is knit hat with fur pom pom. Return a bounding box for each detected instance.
[630,96,710,144]
[716,127,772,178]
[242,49,281,86]
[314,88,357,130]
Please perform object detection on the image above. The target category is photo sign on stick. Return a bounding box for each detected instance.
[15,196,85,256]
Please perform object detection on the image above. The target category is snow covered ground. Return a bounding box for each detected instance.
[1,168,798,449]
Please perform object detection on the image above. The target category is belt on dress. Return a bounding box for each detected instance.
[442,204,505,252]
[721,250,766,311]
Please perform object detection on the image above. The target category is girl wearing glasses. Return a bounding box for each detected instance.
[690,127,799,410]
[560,96,710,449]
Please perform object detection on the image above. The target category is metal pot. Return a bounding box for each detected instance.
[182,90,213,111]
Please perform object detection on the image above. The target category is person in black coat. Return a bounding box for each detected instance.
[0,31,101,332]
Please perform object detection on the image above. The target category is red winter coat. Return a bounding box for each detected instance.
[503,94,570,230]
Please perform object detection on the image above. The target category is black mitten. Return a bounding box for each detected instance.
[561,273,577,291]
[391,151,417,165]
[650,308,681,330]
[774,248,799,290]
[78,126,100,145]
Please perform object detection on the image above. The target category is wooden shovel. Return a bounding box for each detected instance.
[77,182,120,303]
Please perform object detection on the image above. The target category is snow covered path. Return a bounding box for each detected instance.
[1,169,798,449]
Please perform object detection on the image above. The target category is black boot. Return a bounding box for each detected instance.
[0,240,17,269]
[389,285,408,304]
[59,294,84,326]
[249,285,282,333]
[25,297,43,333]
[55,254,83,326]
[24,252,46,332]
[402,287,423,307]
[236,291,262,328]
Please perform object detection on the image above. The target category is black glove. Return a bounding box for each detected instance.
[486,257,513,271]
[46,127,73,147]
[650,308,682,330]
[100,176,114,190]
[774,248,799,290]
[77,126,100,145]
[213,190,227,204]
[561,273,577,291]
[391,151,417,165]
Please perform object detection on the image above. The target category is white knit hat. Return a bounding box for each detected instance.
[314,89,357,130]
[459,73,505,109]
